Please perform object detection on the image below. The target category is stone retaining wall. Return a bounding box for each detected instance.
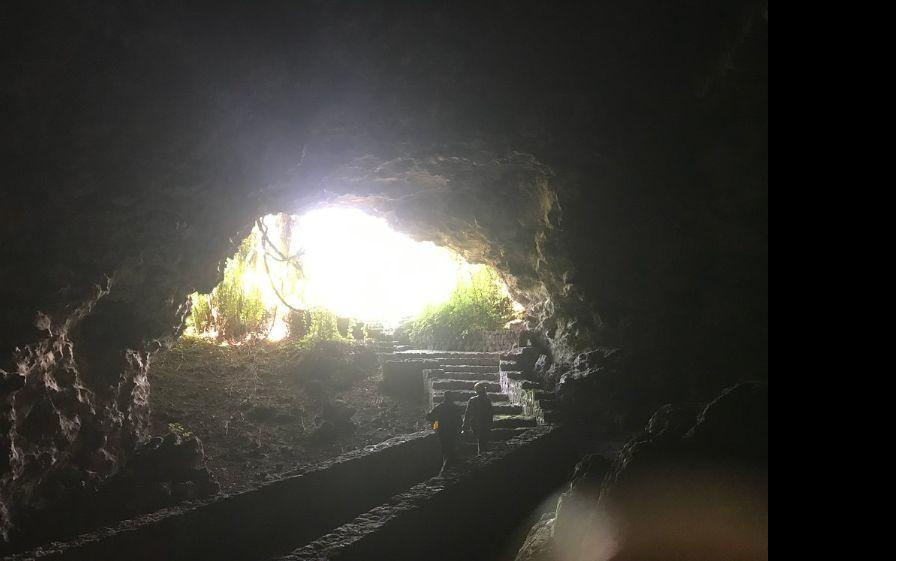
[278,425,577,561]
[500,372,551,425]
[11,432,442,561]
[415,328,522,352]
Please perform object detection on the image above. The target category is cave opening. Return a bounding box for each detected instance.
[2,2,767,559]
[144,203,529,499]
[183,205,524,344]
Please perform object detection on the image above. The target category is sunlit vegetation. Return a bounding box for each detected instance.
[183,207,521,344]
[188,235,270,341]
[405,267,518,348]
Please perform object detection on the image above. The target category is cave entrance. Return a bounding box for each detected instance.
[149,204,524,494]
[184,205,523,343]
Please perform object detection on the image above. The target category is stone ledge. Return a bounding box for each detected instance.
[10,432,442,561]
[278,425,577,561]
[501,372,556,424]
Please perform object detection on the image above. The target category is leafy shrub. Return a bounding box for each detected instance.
[188,292,215,334]
[304,307,346,342]
[186,234,270,341]
[406,266,516,349]
[285,309,311,339]
[347,318,368,341]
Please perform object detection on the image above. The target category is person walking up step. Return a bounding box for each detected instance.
[463,382,494,455]
[426,391,463,474]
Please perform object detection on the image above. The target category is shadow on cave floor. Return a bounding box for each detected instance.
[3,337,430,556]
[148,337,428,493]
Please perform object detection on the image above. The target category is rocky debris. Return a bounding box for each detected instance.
[98,431,220,517]
[127,432,219,492]
[310,400,358,443]
[5,430,220,554]
[515,381,768,561]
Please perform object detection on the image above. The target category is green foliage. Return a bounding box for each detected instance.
[186,234,270,341]
[347,318,368,341]
[304,307,347,343]
[188,292,215,334]
[407,266,516,348]
[168,422,193,439]
[285,309,311,339]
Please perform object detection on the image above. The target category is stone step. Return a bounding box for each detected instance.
[492,415,538,429]
[429,370,499,382]
[491,403,524,415]
[542,409,564,423]
[394,351,502,360]
[432,390,509,403]
[537,397,559,409]
[430,379,501,392]
[442,364,498,373]
[489,427,532,441]
[434,357,500,367]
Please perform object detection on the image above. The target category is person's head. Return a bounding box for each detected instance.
[474,382,488,396]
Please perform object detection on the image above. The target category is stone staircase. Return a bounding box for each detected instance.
[388,351,539,439]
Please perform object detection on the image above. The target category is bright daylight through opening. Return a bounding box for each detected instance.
[185,207,523,342]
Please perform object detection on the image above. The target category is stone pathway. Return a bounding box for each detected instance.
[390,350,539,438]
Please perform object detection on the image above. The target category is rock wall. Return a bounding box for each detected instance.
[1,0,767,539]
[515,382,768,561]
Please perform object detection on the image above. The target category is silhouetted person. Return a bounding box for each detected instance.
[426,391,463,474]
[463,382,494,454]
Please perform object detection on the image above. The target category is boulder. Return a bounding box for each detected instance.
[552,453,611,547]
[516,381,768,561]
[514,512,557,561]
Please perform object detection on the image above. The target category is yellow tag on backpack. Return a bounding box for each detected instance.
[432,420,439,430]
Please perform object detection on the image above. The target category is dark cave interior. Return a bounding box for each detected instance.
[1,2,767,560]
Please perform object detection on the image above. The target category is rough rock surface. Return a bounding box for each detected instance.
[515,381,768,561]
[1,1,767,541]
[280,426,577,561]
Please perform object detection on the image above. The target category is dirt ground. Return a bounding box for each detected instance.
[148,337,428,493]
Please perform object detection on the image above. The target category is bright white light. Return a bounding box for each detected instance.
[184,207,523,341]
[293,207,472,326]
[259,207,496,327]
